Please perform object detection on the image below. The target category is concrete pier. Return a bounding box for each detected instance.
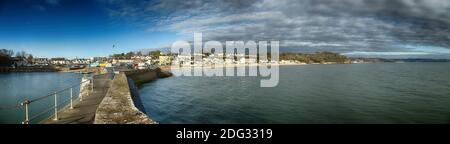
[38,68,171,124]
[40,74,112,124]
[94,73,156,124]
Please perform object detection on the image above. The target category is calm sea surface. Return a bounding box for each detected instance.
[0,72,83,124]
[138,63,450,123]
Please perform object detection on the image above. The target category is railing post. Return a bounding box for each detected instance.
[91,79,94,93]
[70,88,73,109]
[21,100,30,124]
[53,92,58,121]
[80,85,83,101]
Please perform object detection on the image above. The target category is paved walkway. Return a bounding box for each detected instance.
[41,74,111,124]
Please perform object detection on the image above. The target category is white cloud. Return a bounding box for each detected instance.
[342,51,431,56]
[101,0,450,58]
[284,41,346,47]
[398,44,450,54]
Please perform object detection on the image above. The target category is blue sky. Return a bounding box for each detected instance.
[0,0,179,58]
[1,0,450,59]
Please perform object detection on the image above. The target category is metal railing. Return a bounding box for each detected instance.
[0,78,93,124]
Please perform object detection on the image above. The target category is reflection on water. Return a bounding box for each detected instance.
[139,63,450,124]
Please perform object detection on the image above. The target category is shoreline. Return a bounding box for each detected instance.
[161,63,310,71]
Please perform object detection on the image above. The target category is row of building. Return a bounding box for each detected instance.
[28,58,91,66]
[8,55,172,69]
[172,53,281,66]
[10,52,299,69]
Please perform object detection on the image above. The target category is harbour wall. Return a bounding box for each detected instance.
[94,68,172,124]
[94,73,156,124]
[124,68,173,87]
[1,67,59,72]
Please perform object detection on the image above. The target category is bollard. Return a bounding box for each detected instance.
[53,92,58,121]
[70,88,73,109]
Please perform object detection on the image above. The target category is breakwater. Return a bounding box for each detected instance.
[94,68,172,124]
[94,73,156,124]
[124,68,173,87]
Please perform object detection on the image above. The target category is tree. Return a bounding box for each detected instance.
[26,54,33,63]
[279,51,349,64]
[149,50,161,59]
[0,49,14,67]
[0,49,14,57]
[15,51,27,59]
[125,52,134,59]
[112,53,126,59]
[0,55,12,67]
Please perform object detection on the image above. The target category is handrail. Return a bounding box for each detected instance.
[28,95,73,122]
[0,80,88,111]
[7,78,94,124]
[29,80,90,103]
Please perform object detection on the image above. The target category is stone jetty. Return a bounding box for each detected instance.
[40,68,171,124]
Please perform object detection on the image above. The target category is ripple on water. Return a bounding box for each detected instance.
[138,63,450,123]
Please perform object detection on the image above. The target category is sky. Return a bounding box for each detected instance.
[0,0,450,59]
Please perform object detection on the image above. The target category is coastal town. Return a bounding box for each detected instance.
[2,2,450,143]
[0,49,172,73]
[3,48,448,74]
[2,47,449,125]
[1,48,373,73]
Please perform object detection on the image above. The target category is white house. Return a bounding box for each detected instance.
[33,58,49,66]
[72,58,90,64]
[51,58,67,65]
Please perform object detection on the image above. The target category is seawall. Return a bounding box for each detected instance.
[1,67,59,72]
[124,68,173,87]
[94,68,172,124]
[94,73,157,124]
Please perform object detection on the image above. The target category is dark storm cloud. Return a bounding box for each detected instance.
[101,0,450,58]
